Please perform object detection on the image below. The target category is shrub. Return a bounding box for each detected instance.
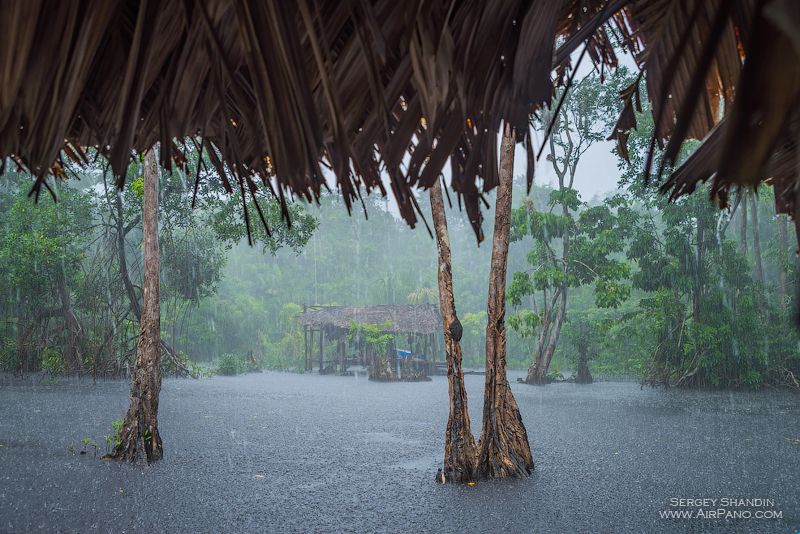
[546,370,565,382]
[214,353,246,376]
[0,339,20,371]
[742,369,764,390]
[40,348,64,376]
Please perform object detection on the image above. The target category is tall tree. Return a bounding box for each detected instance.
[777,213,789,308]
[108,149,163,463]
[430,180,477,483]
[750,191,765,286]
[509,193,633,383]
[739,191,749,257]
[511,71,632,384]
[476,125,533,478]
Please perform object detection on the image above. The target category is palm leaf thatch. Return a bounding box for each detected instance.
[608,0,800,228]
[299,304,441,335]
[0,0,625,239]
[0,0,798,240]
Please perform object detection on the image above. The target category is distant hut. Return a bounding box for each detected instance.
[299,304,441,381]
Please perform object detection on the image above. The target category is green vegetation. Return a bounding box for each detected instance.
[0,149,315,377]
[0,69,797,390]
[103,419,124,453]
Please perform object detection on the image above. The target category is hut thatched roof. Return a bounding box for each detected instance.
[1,1,798,234]
[299,304,440,335]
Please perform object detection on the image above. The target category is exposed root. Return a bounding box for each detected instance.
[104,402,162,465]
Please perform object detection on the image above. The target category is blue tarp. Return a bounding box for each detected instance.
[396,349,427,360]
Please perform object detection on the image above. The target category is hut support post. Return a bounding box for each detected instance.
[304,326,310,371]
[318,328,324,374]
[338,336,345,373]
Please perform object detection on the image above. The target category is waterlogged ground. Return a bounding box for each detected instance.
[0,371,798,533]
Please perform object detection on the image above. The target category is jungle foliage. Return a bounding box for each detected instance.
[1,69,797,390]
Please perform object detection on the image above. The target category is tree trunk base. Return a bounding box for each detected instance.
[442,355,478,483]
[477,384,534,479]
[524,368,550,385]
[575,364,593,384]
[104,402,163,465]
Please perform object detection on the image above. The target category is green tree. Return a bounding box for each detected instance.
[507,69,634,385]
[0,184,95,373]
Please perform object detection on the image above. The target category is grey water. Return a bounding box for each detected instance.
[0,372,797,533]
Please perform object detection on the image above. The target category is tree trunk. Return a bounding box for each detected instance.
[107,149,163,464]
[575,349,593,384]
[58,278,83,374]
[430,181,478,483]
[526,290,552,384]
[15,304,28,374]
[778,213,789,308]
[750,192,765,286]
[527,286,567,384]
[693,211,704,322]
[477,125,534,479]
[540,289,566,378]
[739,190,748,257]
[115,192,141,320]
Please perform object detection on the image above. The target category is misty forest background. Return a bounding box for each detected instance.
[2,69,798,389]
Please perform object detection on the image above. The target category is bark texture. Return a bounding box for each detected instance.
[477,125,534,478]
[526,286,566,384]
[107,149,163,464]
[430,181,478,483]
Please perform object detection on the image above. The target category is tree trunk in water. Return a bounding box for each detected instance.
[543,291,566,373]
[778,214,789,308]
[430,181,477,483]
[528,287,566,384]
[525,322,549,384]
[477,125,534,478]
[107,149,163,464]
[750,192,765,286]
[575,349,593,384]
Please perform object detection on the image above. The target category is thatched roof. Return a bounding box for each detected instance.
[1,1,798,234]
[299,304,440,335]
[609,0,800,221]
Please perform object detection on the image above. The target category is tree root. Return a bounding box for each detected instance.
[477,383,534,479]
[103,402,162,465]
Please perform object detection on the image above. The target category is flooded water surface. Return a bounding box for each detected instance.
[1,372,797,533]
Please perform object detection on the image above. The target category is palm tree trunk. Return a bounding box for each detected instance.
[107,149,163,464]
[477,125,534,478]
[430,181,477,483]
